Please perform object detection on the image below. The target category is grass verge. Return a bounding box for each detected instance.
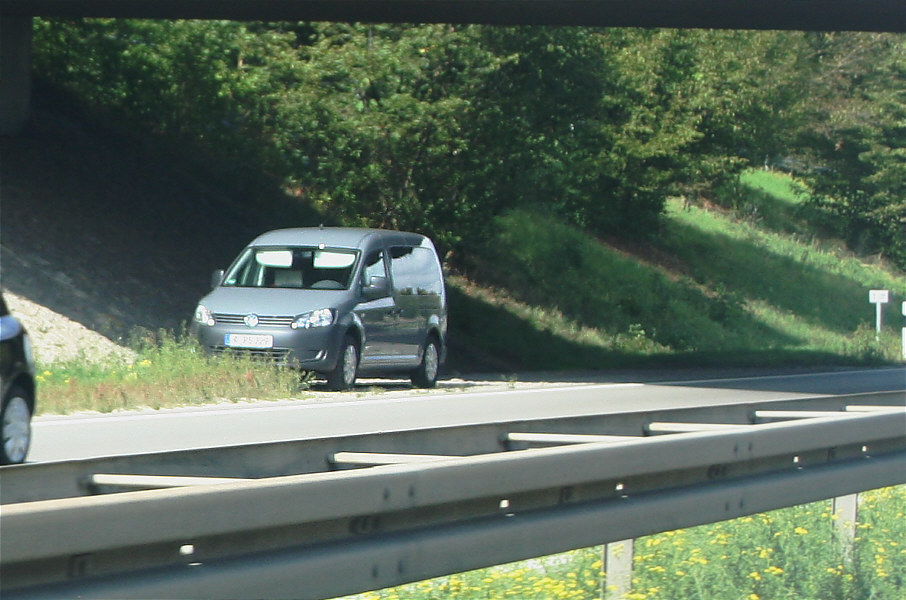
[34,330,308,415]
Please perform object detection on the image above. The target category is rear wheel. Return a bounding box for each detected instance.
[327,335,359,391]
[1,386,32,465]
[411,337,440,389]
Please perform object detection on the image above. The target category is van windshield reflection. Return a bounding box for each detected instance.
[223,247,358,290]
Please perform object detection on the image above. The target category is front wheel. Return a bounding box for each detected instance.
[1,387,32,465]
[326,335,359,391]
[411,338,440,389]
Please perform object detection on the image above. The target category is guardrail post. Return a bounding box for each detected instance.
[603,539,634,599]
[832,493,858,565]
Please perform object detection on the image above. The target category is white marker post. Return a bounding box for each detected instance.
[869,289,889,341]
[901,301,906,360]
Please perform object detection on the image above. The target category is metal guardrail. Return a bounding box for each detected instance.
[1,391,904,599]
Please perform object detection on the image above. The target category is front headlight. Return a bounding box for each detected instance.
[292,308,335,329]
[194,304,215,327]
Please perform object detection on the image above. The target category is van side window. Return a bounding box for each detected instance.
[363,249,387,284]
[389,246,442,297]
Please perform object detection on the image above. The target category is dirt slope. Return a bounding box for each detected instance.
[1,97,290,349]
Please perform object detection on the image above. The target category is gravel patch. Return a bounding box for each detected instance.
[5,291,135,365]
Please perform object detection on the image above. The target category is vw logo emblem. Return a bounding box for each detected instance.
[244,314,259,327]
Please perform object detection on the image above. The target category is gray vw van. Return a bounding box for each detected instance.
[193,228,447,390]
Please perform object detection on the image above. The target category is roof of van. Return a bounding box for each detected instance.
[248,227,427,249]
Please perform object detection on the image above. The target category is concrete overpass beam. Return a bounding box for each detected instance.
[1,16,32,136]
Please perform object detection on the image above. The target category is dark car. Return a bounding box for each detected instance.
[1,294,36,464]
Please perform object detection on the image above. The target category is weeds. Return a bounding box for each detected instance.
[34,330,307,415]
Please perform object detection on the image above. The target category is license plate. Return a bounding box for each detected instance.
[224,334,274,349]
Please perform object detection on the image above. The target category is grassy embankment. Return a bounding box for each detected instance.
[34,170,905,414]
[337,485,906,600]
[450,169,904,370]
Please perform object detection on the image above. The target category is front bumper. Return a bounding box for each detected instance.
[194,320,343,372]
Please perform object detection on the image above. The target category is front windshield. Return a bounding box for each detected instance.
[222,246,358,290]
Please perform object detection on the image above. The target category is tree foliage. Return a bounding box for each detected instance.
[31,20,906,268]
[798,34,906,267]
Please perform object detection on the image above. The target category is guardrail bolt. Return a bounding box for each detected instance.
[559,486,574,503]
[67,554,92,579]
[350,515,381,534]
[707,464,728,479]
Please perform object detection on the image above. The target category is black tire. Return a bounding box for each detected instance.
[1,385,32,465]
[326,334,359,391]
[411,337,441,389]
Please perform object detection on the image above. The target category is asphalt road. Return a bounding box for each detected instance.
[28,367,905,463]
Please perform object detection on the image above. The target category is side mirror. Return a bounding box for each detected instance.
[362,275,390,300]
[211,269,225,290]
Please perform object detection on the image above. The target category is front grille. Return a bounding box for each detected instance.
[213,313,294,328]
[211,346,293,363]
